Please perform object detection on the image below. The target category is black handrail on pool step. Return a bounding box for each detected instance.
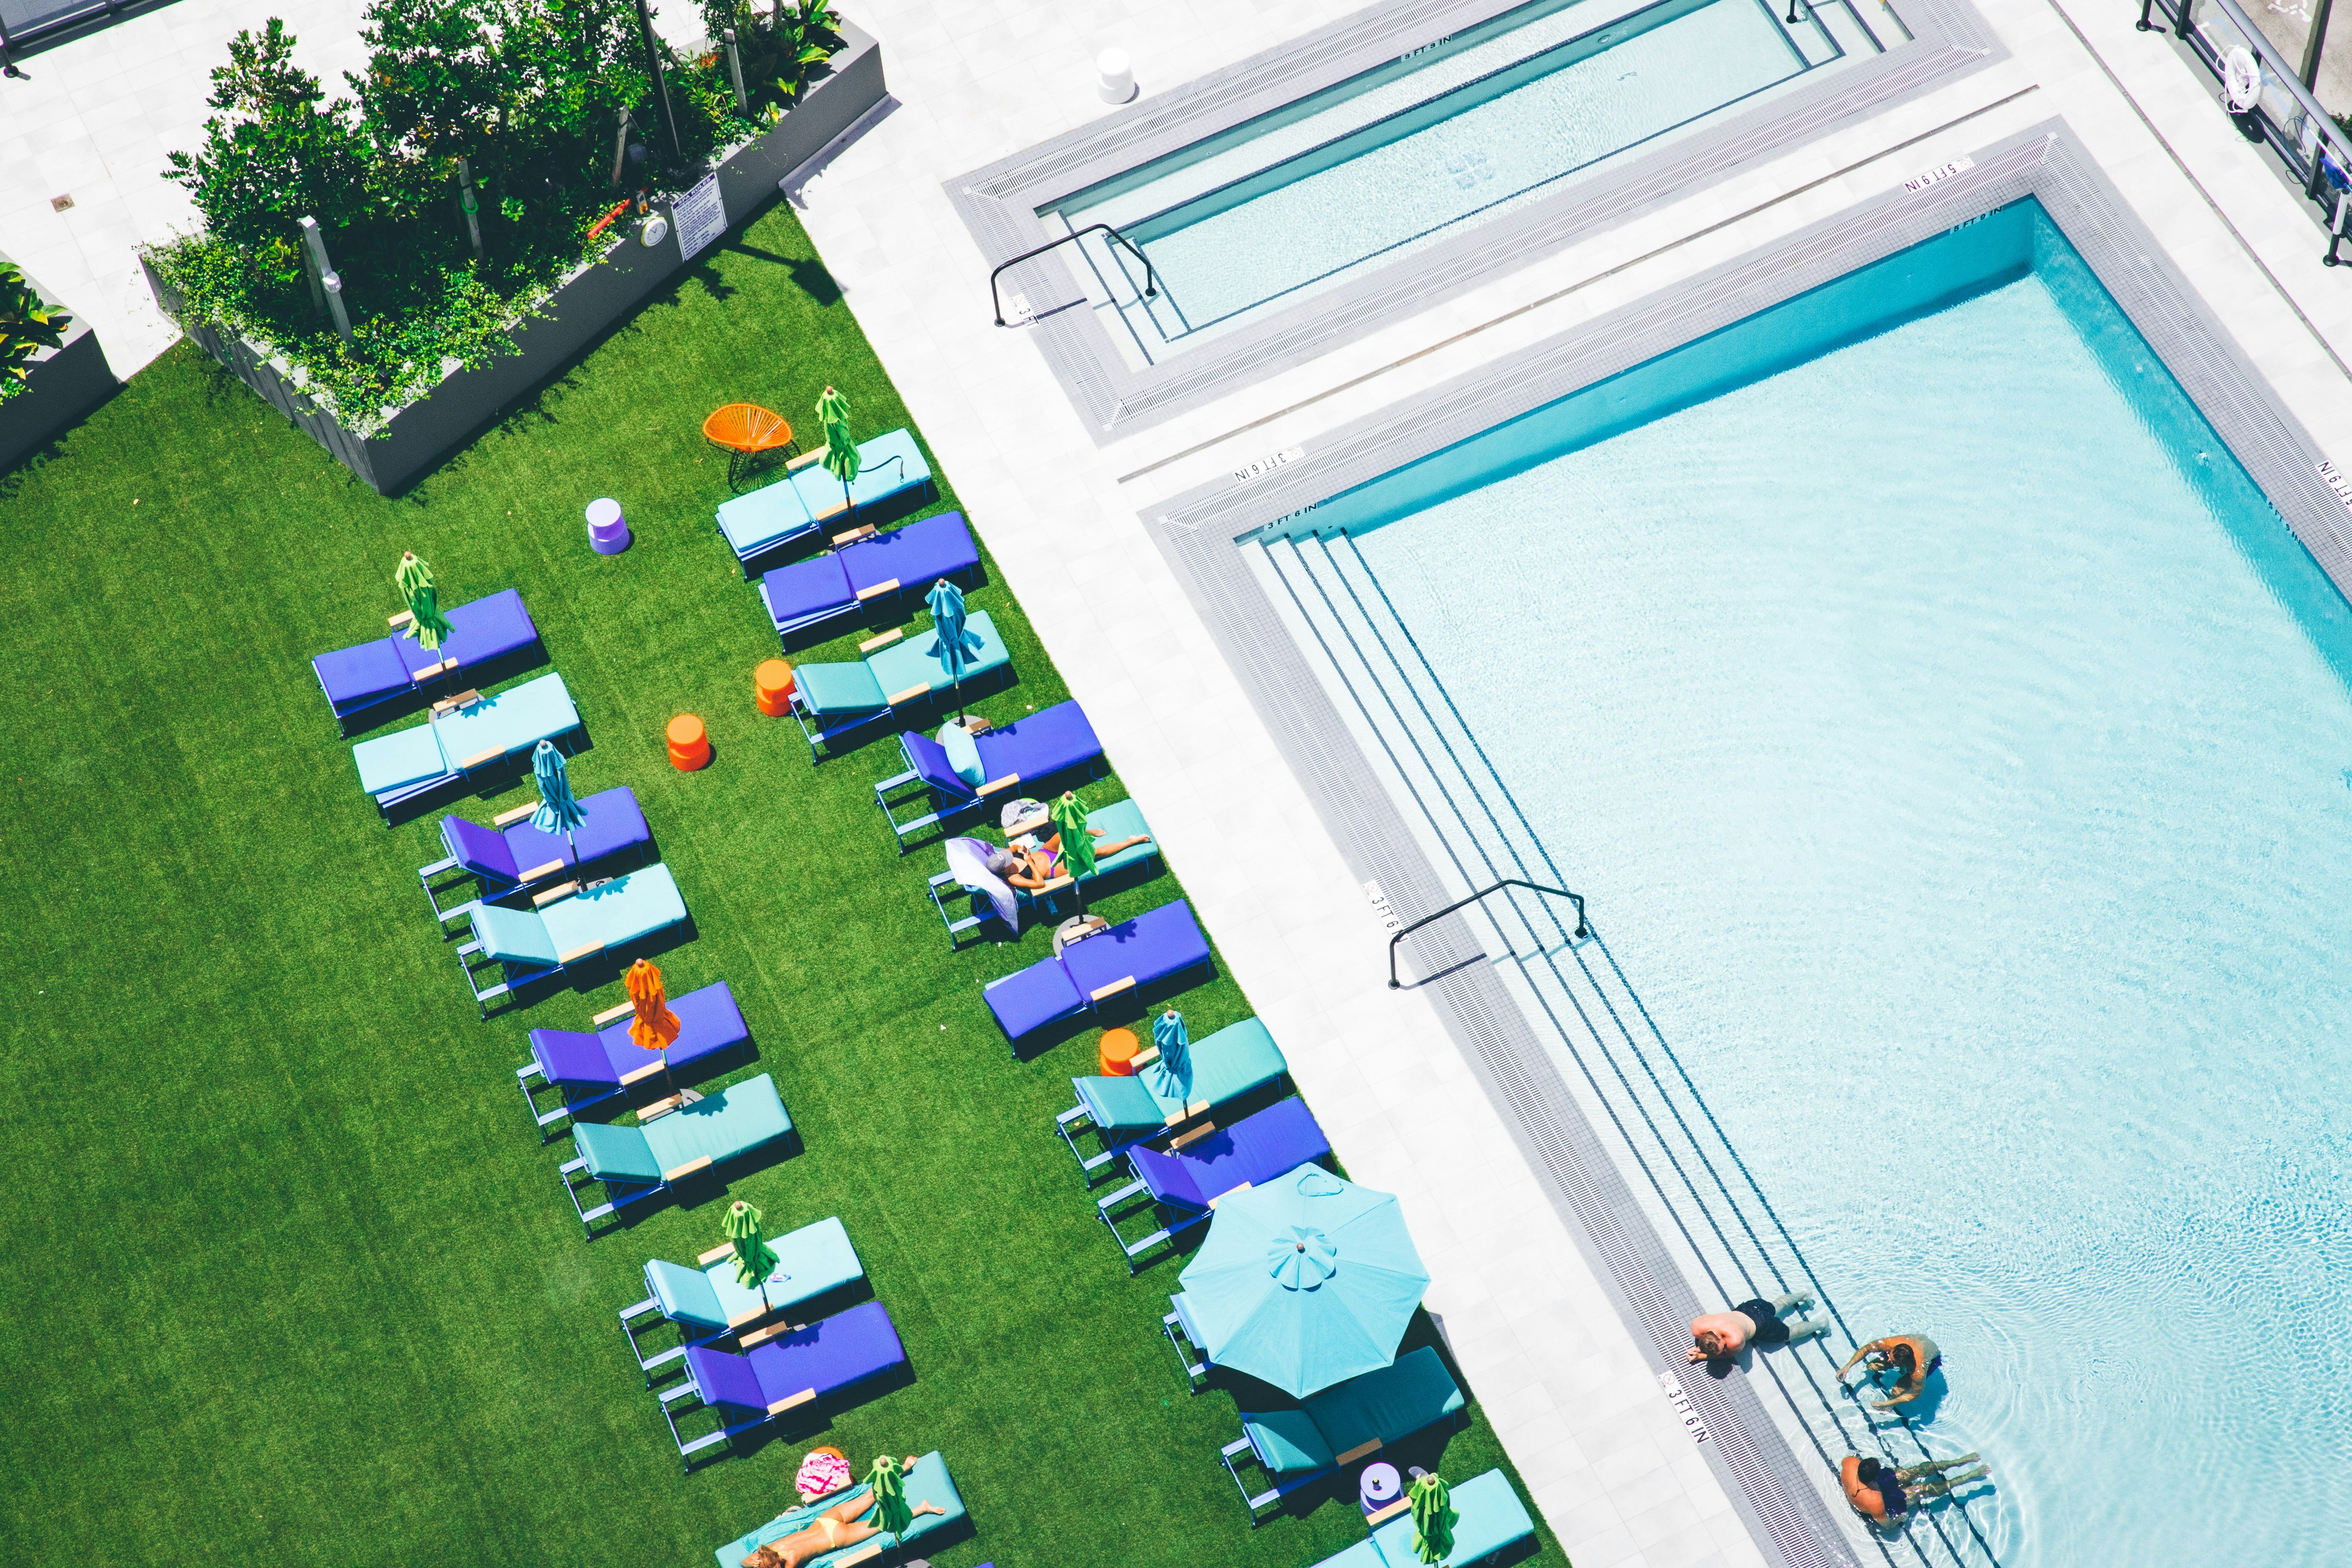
[1388,877,1588,988]
[990,223,1157,326]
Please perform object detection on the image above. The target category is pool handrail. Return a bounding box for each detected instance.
[991,223,1158,326]
[1388,878,1587,988]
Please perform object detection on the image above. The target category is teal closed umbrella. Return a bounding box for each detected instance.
[924,577,984,720]
[1148,1007,1189,1096]
[1178,1164,1430,1398]
[530,739,586,857]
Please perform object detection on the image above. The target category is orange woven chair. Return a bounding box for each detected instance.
[703,403,797,488]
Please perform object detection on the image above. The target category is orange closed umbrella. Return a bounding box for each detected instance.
[626,958,682,1051]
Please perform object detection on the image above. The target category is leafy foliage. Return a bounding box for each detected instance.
[152,0,838,431]
[1,262,73,404]
[699,0,843,118]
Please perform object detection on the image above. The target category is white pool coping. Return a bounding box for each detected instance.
[771,2,2352,1566]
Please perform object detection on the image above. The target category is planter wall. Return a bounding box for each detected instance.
[143,20,885,497]
[1,256,119,474]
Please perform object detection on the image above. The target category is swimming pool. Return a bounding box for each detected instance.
[1252,201,2352,1566]
[1048,0,1897,365]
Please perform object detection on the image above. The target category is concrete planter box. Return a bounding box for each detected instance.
[0,256,118,474]
[143,20,884,496]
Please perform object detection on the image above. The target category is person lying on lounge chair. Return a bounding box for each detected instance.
[977,830,1152,890]
[740,1467,945,1568]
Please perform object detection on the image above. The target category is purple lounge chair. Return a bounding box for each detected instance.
[659,1300,907,1467]
[873,699,1104,851]
[418,785,652,922]
[1096,1101,1329,1273]
[981,900,1211,1048]
[311,589,540,729]
[516,979,750,1135]
[757,511,981,640]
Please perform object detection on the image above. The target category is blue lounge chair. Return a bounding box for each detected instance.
[713,1449,968,1567]
[1059,1016,1287,1182]
[873,698,1104,851]
[516,979,749,1135]
[312,588,540,729]
[1097,1105,1330,1273]
[350,672,582,818]
[927,796,1160,945]
[559,1072,793,1236]
[1219,1346,1465,1523]
[983,899,1212,1049]
[789,610,1011,759]
[619,1215,864,1381]
[759,511,980,640]
[1335,1469,1534,1567]
[716,430,934,575]
[659,1300,906,1467]
[457,863,688,1018]
[418,785,650,922]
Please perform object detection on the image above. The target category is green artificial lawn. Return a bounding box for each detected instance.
[0,198,1569,1568]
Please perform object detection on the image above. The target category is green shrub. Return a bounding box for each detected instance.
[150,0,837,432]
[1,262,73,405]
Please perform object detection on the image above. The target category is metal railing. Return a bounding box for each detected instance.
[990,222,1157,326]
[0,0,178,71]
[1388,877,1587,988]
[2137,0,2352,260]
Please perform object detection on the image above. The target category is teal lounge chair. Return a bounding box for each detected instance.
[789,610,1010,758]
[456,864,688,1018]
[559,1073,792,1237]
[1220,1346,1465,1522]
[928,796,1160,945]
[711,1449,967,1567]
[716,429,935,574]
[1311,1469,1535,1568]
[350,672,580,818]
[619,1215,864,1382]
[1058,1015,1287,1182]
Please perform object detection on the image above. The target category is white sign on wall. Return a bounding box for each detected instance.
[673,175,727,262]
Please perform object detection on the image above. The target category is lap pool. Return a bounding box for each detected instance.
[1046,0,1901,365]
[1252,201,2352,1566]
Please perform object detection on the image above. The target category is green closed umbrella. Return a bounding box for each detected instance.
[395,550,456,656]
[1408,1472,1455,1565]
[1049,790,1095,880]
[817,385,859,520]
[722,1199,779,1298]
[867,1453,911,1535]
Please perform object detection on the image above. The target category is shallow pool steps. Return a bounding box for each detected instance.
[1254,530,2006,1568]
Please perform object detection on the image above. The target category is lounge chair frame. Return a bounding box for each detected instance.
[1217,1405,1462,1523]
[655,1338,901,1469]
[372,712,584,821]
[616,1239,809,1382]
[514,1000,747,1139]
[873,737,1102,853]
[455,878,683,1020]
[1092,1122,1236,1275]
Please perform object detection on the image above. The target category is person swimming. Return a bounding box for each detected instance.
[1836,1334,1942,1410]
[1686,1290,1828,1363]
[1839,1453,1987,1524]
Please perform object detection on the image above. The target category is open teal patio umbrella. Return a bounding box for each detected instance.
[1177,1164,1431,1398]
[924,577,984,721]
[530,738,587,857]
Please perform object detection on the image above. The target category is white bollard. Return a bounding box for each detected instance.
[1096,48,1137,105]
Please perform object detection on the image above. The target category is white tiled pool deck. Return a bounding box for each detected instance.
[9,1,2352,1564]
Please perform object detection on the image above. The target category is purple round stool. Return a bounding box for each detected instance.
[1360,1461,1402,1517]
[585,497,630,555]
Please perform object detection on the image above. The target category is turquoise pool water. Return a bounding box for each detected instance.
[1315,203,2352,1566]
[1048,0,1896,362]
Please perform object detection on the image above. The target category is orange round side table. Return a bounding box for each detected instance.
[667,714,711,771]
[1098,1027,1141,1077]
[754,660,794,717]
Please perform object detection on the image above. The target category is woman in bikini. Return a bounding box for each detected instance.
[739,1466,946,1568]
[997,826,1152,891]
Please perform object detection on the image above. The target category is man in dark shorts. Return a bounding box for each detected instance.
[1837,1333,1942,1410]
[1686,1290,1828,1363]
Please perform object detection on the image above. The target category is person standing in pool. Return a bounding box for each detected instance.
[1837,1333,1942,1409]
[1839,1453,1987,1524]
[1686,1290,1828,1363]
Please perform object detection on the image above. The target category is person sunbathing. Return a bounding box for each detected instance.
[997,827,1151,890]
[740,1472,945,1568]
